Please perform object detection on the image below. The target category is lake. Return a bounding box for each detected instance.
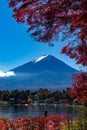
[0,104,77,119]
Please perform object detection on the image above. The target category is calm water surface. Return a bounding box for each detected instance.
[0,104,77,119]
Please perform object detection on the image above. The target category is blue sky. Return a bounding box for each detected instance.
[0,0,81,72]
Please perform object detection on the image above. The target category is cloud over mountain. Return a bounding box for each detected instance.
[0,71,15,77]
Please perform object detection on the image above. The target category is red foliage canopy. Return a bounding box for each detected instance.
[69,72,87,103]
[8,0,87,65]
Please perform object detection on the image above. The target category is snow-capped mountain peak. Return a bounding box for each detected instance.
[1,55,78,90]
[34,55,48,63]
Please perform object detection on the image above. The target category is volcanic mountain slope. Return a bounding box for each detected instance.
[0,55,78,90]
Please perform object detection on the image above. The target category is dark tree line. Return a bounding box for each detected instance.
[0,89,72,104]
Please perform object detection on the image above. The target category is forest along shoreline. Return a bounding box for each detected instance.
[0,89,73,106]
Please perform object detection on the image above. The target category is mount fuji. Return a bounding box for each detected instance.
[0,55,78,90]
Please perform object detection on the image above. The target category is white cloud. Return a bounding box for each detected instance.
[0,71,15,77]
